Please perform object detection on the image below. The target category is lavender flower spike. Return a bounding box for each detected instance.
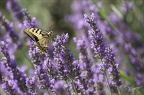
[84,13,122,87]
[6,0,24,22]
[53,33,74,80]
[2,78,24,95]
[0,41,28,92]
[0,12,19,42]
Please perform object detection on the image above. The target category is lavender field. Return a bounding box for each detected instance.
[0,0,144,95]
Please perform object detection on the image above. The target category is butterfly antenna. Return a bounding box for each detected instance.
[48,27,51,31]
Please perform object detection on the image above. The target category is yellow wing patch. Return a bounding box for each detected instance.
[24,28,53,54]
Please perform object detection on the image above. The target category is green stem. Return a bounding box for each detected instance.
[104,70,113,95]
[67,77,78,95]
[71,79,78,95]
[47,90,51,95]
[117,87,122,95]
[65,80,71,93]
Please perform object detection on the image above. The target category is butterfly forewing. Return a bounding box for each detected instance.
[24,28,43,42]
[24,28,53,54]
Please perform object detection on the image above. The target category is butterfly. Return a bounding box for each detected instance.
[24,28,53,54]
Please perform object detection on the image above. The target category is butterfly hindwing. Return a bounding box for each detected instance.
[24,28,53,54]
[36,43,48,54]
[38,31,53,47]
[38,36,48,47]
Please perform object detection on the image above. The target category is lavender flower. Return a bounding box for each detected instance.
[73,37,92,69]
[1,0,144,94]
[53,33,74,80]
[0,13,19,42]
[28,40,41,65]
[28,41,55,93]
[0,41,28,92]
[125,43,144,72]
[54,80,70,95]
[6,0,24,22]
[73,37,106,95]
[73,37,93,90]
[22,9,36,28]
[84,13,122,88]
[1,78,24,95]
[35,63,51,90]
[26,76,37,95]
[124,43,144,87]
[120,1,133,14]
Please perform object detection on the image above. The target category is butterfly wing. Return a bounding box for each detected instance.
[37,32,53,54]
[36,43,48,54]
[24,28,53,54]
[24,28,43,42]
[46,31,53,46]
[38,30,53,47]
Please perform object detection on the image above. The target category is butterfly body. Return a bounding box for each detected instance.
[24,28,53,54]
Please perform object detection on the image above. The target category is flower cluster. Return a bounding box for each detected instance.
[84,13,121,90]
[0,0,144,95]
[0,41,28,94]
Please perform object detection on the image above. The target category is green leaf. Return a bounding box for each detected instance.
[120,70,136,86]
[91,0,117,32]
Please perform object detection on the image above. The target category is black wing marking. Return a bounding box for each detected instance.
[24,28,53,54]
[36,42,48,54]
[31,33,39,42]
[25,32,39,42]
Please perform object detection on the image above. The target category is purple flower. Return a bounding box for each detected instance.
[2,78,24,95]
[96,81,106,95]
[84,15,105,59]
[52,80,70,95]
[84,13,122,87]
[26,76,37,95]
[73,37,106,94]
[0,13,19,42]
[120,2,133,14]
[109,12,119,24]
[6,0,24,22]
[0,41,28,92]
[22,9,36,28]
[28,40,42,65]
[36,64,51,89]
[1,0,144,94]
[124,43,144,72]
[53,33,74,79]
